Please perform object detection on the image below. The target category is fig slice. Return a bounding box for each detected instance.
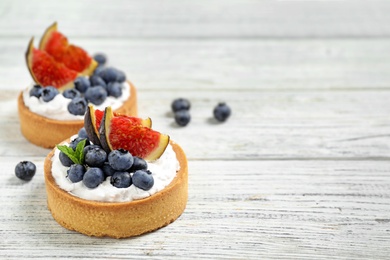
[39,22,98,75]
[26,37,77,90]
[99,106,169,161]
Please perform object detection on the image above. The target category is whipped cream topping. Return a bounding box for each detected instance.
[51,142,180,202]
[22,82,130,121]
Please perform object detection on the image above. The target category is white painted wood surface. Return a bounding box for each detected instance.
[1,0,390,259]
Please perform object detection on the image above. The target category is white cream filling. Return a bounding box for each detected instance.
[51,143,180,202]
[22,82,130,120]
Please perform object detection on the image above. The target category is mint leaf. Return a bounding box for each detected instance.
[75,139,86,165]
[56,139,86,165]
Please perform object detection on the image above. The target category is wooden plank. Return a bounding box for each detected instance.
[1,0,390,38]
[1,89,390,160]
[1,159,389,259]
[3,38,390,91]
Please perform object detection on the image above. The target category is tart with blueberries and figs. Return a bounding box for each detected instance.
[18,22,137,148]
[44,105,188,238]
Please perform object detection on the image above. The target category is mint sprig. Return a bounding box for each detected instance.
[56,139,86,165]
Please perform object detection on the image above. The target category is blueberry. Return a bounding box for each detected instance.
[93,66,105,76]
[174,110,191,126]
[41,86,59,102]
[102,163,116,177]
[129,156,148,172]
[106,82,123,97]
[59,152,74,167]
[83,168,105,188]
[108,149,133,171]
[15,161,36,181]
[93,53,107,66]
[110,171,132,188]
[67,164,86,183]
[213,102,231,122]
[89,75,107,88]
[69,137,90,150]
[171,98,191,112]
[98,67,118,83]
[68,97,88,115]
[74,77,91,93]
[84,86,107,105]
[29,84,43,98]
[63,88,81,99]
[85,147,107,167]
[83,144,101,155]
[78,127,88,139]
[116,70,126,83]
[132,170,154,191]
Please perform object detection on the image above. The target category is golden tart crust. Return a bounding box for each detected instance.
[18,81,137,149]
[44,141,188,238]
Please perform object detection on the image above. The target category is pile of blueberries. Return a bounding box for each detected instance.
[29,53,126,116]
[171,98,231,126]
[60,132,154,190]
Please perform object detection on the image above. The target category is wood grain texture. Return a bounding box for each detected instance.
[0,0,390,259]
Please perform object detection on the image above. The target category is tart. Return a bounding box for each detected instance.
[43,107,188,238]
[44,141,188,238]
[18,22,138,148]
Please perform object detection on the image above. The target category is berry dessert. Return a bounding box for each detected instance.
[18,22,137,148]
[44,105,188,238]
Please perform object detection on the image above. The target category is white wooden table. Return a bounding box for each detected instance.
[1,0,390,259]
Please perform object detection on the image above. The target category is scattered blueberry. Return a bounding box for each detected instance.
[68,97,88,115]
[110,171,132,188]
[41,86,59,102]
[171,98,191,112]
[63,88,81,99]
[174,110,191,126]
[29,84,43,98]
[102,162,116,177]
[106,82,123,97]
[84,86,107,105]
[84,146,107,167]
[74,77,91,93]
[59,152,74,167]
[132,170,154,191]
[15,161,36,181]
[213,102,231,122]
[83,168,105,188]
[129,156,148,172]
[67,164,86,183]
[78,127,88,139]
[89,75,107,88]
[108,149,134,171]
[93,53,107,66]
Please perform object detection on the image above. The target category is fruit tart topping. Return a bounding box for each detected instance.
[57,138,87,165]
[129,157,148,172]
[67,164,86,183]
[106,82,123,98]
[62,88,81,99]
[78,127,88,139]
[67,97,88,116]
[15,161,36,181]
[93,53,107,66]
[84,86,107,105]
[108,149,134,171]
[132,170,154,191]
[29,84,43,98]
[89,75,107,88]
[84,146,107,167]
[83,168,105,189]
[74,76,91,93]
[41,86,59,102]
[111,171,132,188]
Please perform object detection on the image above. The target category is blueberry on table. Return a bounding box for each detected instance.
[84,86,107,105]
[174,110,191,126]
[63,88,81,99]
[15,161,36,181]
[93,53,107,66]
[171,98,191,112]
[41,86,59,102]
[83,168,105,188]
[29,84,43,98]
[132,170,154,191]
[67,164,86,183]
[68,97,88,115]
[85,147,107,167]
[213,102,231,122]
[111,171,132,188]
[74,76,91,93]
[108,149,134,171]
